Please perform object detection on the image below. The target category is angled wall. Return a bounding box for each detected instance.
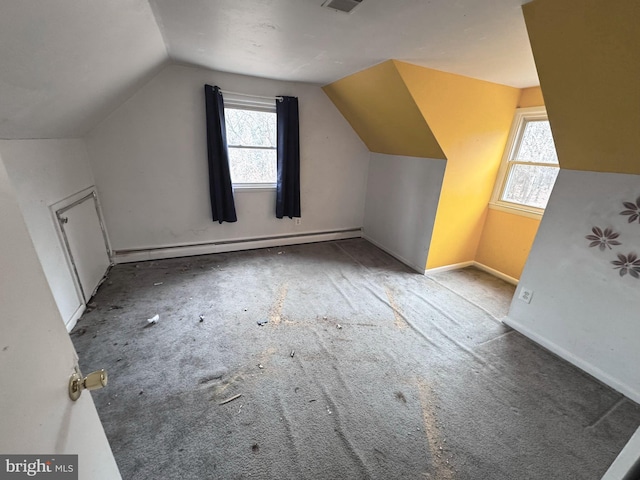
[322,61,445,160]
[524,0,640,174]
[507,0,640,403]
[323,61,520,272]
[393,61,520,269]
[323,61,447,270]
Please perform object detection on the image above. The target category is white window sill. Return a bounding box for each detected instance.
[233,183,276,192]
[488,201,544,220]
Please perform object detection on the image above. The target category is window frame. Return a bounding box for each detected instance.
[489,106,559,219]
[223,96,278,191]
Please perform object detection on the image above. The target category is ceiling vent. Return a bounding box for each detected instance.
[321,0,363,14]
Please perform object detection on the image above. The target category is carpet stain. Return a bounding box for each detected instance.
[417,379,454,480]
[258,346,278,365]
[270,283,289,326]
[208,371,246,400]
[385,286,407,329]
[395,391,407,403]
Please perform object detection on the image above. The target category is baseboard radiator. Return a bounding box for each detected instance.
[112,228,362,264]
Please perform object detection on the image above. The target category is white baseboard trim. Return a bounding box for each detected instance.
[65,303,85,333]
[362,234,426,274]
[425,261,519,285]
[473,262,519,285]
[425,261,474,275]
[503,316,640,405]
[113,229,362,264]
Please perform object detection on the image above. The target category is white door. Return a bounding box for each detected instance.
[0,160,121,479]
[57,192,111,302]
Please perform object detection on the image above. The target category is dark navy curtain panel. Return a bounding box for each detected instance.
[204,84,237,223]
[276,96,301,219]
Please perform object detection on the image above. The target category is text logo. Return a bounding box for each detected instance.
[0,456,77,479]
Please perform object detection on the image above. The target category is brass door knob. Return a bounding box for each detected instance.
[68,369,108,401]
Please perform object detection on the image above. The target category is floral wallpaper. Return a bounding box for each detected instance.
[611,253,640,279]
[621,196,640,224]
[586,227,621,251]
[585,195,640,280]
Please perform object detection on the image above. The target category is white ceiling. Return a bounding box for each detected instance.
[151,0,537,87]
[0,0,537,139]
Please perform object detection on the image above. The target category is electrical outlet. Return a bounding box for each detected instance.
[518,287,533,304]
[295,218,302,225]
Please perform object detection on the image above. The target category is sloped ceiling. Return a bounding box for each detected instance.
[0,0,538,139]
[524,0,640,174]
[0,0,168,139]
[322,60,446,159]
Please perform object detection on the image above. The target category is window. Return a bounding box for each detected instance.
[490,106,559,217]
[224,103,277,188]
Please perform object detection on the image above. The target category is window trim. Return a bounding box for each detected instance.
[489,106,558,218]
[223,97,277,190]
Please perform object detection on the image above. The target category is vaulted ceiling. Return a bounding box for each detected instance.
[0,0,536,139]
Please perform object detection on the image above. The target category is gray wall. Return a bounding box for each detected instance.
[363,153,446,273]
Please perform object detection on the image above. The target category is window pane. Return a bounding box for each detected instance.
[228,148,277,184]
[225,108,276,147]
[501,164,559,209]
[513,120,558,164]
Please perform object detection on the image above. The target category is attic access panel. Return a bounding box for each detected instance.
[321,0,363,14]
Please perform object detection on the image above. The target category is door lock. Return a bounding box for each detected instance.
[68,368,108,401]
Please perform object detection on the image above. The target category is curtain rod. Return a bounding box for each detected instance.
[219,89,284,102]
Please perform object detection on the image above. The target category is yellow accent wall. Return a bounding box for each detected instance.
[323,60,542,276]
[392,61,520,269]
[322,61,445,160]
[523,0,640,174]
[518,86,544,108]
[475,211,541,280]
[475,86,545,280]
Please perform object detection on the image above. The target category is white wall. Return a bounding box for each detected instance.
[0,156,120,479]
[1,139,98,328]
[602,426,640,480]
[506,169,640,403]
[363,153,446,273]
[87,64,370,255]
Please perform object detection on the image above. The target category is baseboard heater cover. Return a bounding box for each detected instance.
[113,228,362,263]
